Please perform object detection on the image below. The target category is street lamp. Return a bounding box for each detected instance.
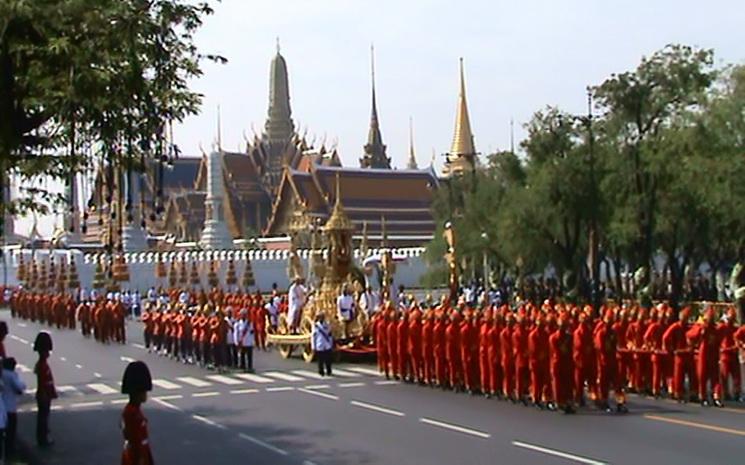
[480,231,489,287]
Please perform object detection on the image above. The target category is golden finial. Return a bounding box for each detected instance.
[450,57,476,158]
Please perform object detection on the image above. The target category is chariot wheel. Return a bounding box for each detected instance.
[300,316,315,363]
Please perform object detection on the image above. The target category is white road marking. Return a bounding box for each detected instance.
[120,356,135,363]
[191,414,227,430]
[350,400,405,417]
[152,379,181,390]
[291,369,325,380]
[266,386,295,392]
[303,461,319,465]
[234,372,274,384]
[18,323,27,327]
[87,383,118,395]
[374,380,399,385]
[512,441,608,465]
[57,385,82,396]
[192,392,220,398]
[132,343,147,349]
[238,433,288,456]
[93,372,103,378]
[51,405,64,411]
[17,364,32,373]
[176,377,212,388]
[206,374,242,385]
[328,368,361,378]
[419,418,490,439]
[304,384,330,390]
[230,388,259,395]
[346,366,382,377]
[59,357,67,362]
[298,388,339,400]
[75,364,83,369]
[111,398,129,405]
[152,398,182,412]
[338,382,365,388]
[71,401,104,409]
[10,335,29,345]
[154,395,183,401]
[263,371,305,382]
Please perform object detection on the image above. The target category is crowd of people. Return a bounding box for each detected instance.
[372,297,745,414]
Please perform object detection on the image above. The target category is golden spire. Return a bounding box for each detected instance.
[324,171,353,231]
[407,117,418,170]
[449,58,476,161]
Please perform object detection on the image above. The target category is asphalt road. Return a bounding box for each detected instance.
[3,309,744,465]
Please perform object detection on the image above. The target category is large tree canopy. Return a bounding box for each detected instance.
[0,0,223,217]
[426,45,744,308]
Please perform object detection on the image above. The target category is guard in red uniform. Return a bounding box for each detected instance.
[396,311,411,382]
[643,307,666,397]
[408,305,424,384]
[528,314,550,408]
[421,310,435,386]
[376,310,390,378]
[445,311,462,391]
[500,314,515,401]
[459,310,478,394]
[662,308,697,401]
[386,310,400,380]
[549,313,575,413]
[718,307,741,402]
[33,331,57,446]
[120,361,155,465]
[687,308,722,407]
[487,311,502,398]
[595,310,627,413]
[572,312,595,406]
[433,310,448,388]
[613,309,632,390]
[478,310,492,397]
[626,308,651,393]
[513,311,530,404]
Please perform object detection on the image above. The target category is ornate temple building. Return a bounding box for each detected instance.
[76,50,480,249]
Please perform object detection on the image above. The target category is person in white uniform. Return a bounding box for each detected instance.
[287,277,307,333]
[337,285,356,339]
[2,357,25,457]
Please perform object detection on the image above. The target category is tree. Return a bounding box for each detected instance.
[0,0,224,224]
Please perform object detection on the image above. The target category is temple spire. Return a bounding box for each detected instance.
[444,58,477,177]
[265,42,294,145]
[360,44,391,169]
[407,117,418,169]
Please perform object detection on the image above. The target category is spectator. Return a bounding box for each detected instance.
[312,312,333,376]
[2,358,26,458]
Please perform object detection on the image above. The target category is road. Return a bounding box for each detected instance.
[3,309,744,465]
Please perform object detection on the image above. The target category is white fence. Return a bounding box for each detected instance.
[0,247,428,293]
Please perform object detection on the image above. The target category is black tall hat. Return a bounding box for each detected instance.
[121,361,153,394]
[0,321,8,336]
[33,331,53,352]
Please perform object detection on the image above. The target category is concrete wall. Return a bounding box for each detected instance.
[1,247,428,293]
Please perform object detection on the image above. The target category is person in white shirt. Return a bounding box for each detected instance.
[224,308,237,368]
[131,290,141,317]
[234,310,255,372]
[360,286,380,318]
[265,296,280,329]
[337,286,356,339]
[2,358,25,457]
[311,312,333,376]
[288,277,307,333]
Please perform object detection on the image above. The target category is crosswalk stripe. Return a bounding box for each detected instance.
[263,371,304,382]
[234,373,274,384]
[87,383,118,395]
[206,374,242,385]
[57,385,83,396]
[291,370,325,380]
[17,364,32,373]
[176,377,212,388]
[328,368,361,378]
[346,366,382,377]
[152,379,181,390]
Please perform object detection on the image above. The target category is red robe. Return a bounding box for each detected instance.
[718,321,741,399]
[121,403,154,465]
[459,320,478,391]
[662,321,696,399]
[686,322,721,400]
[408,311,424,382]
[500,325,515,398]
[433,318,447,386]
[445,318,462,388]
[512,324,530,399]
[549,328,574,406]
[421,316,435,384]
[643,320,665,396]
[572,321,596,404]
[528,325,550,403]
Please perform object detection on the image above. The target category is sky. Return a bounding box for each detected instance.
[13,0,745,237]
